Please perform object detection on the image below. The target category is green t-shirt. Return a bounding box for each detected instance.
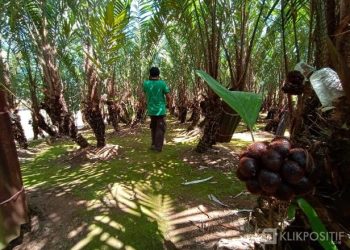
[143,79,170,116]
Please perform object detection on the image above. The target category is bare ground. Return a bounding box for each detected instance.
[6,122,274,250]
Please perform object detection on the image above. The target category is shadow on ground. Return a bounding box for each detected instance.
[13,118,258,250]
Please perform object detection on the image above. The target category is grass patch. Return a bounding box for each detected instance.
[22,119,245,249]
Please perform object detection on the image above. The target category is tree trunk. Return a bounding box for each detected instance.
[168,93,176,116]
[26,62,57,138]
[0,89,28,248]
[119,101,132,125]
[187,98,201,131]
[106,100,119,132]
[0,53,28,149]
[196,94,222,152]
[131,88,146,127]
[195,0,223,153]
[177,81,188,124]
[314,0,329,68]
[10,111,28,149]
[335,0,350,102]
[31,112,40,139]
[83,44,105,147]
[106,77,119,132]
[36,15,88,148]
[83,105,105,148]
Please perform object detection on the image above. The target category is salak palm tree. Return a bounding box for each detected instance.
[3,0,89,147]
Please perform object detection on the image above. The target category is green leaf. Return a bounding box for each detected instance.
[297,198,338,250]
[63,20,71,38]
[287,203,296,220]
[105,1,115,27]
[114,9,128,26]
[196,70,262,130]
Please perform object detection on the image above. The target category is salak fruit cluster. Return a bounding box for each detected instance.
[236,137,314,201]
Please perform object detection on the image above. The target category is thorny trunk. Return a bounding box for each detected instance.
[117,89,132,126]
[196,93,222,153]
[0,53,28,149]
[0,53,14,108]
[177,79,188,124]
[196,0,223,153]
[280,0,291,137]
[287,1,350,244]
[187,65,203,130]
[28,69,41,140]
[106,76,120,132]
[36,14,88,148]
[187,97,201,131]
[168,94,176,116]
[26,61,57,138]
[0,90,28,247]
[83,44,105,147]
[119,101,132,125]
[335,0,350,102]
[31,113,40,140]
[314,0,329,68]
[131,87,146,127]
[10,112,28,149]
[322,0,350,236]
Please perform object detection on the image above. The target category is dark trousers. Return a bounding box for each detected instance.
[150,115,166,150]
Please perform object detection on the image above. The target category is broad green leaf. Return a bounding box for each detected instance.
[114,10,128,27]
[287,203,296,220]
[63,20,71,38]
[105,1,114,27]
[297,198,338,250]
[196,70,262,130]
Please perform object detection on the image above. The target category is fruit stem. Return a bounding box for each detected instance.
[249,128,255,142]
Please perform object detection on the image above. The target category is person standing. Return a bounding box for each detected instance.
[143,67,170,152]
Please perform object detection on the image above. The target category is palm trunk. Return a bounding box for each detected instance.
[314,0,329,68]
[31,113,40,139]
[106,100,119,132]
[83,44,105,147]
[119,101,132,125]
[34,14,88,148]
[177,81,188,124]
[0,91,28,248]
[26,62,57,138]
[196,0,223,153]
[106,75,120,132]
[10,112,28,149]
[39,70,80,142]
[336,0,350,102]
[187,98,201,131]
[0,53,28,149]
[196,94,222,152]
[131,88,146,127]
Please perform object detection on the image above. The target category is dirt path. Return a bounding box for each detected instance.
[12,119,262,250]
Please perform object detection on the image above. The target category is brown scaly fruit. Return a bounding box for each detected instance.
[238,157,260,178]
[258,169,282,194]
[243,142,268,159]
[288,148,307,169]
[268,137,291,157]
[261,149,283,172]
[281,160,305,184]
